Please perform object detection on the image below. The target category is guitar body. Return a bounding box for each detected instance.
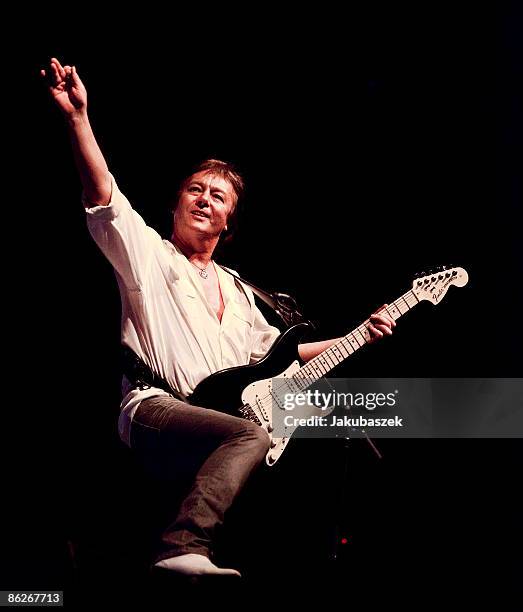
[189,322,312,465]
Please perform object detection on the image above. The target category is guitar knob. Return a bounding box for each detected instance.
[431,277,436,282]
[268,454,276,464]
[270,439,278,448]
[267,424,274,433]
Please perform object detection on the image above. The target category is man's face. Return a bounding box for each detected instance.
[173,171,236,240]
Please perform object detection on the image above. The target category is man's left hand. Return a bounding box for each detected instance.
[368,304,396,343]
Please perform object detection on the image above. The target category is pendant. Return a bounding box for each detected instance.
[199,269,209,279]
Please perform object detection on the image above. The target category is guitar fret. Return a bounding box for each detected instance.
[317,355,331,372]
[348,335,360,350]
[330,344,345,362]
[322,354,336,369]
[386,303,401,320]
[338,341,352,359]
[352,331,366,347]
[306,363,321,379]
[354,329,365,345]
[359,325,371,343]
[396,298,410,314]
[340,339,354,356]
[303,367,314,381]
[324,348,340,367]
[312,359,328,376]
[406,291,419,307]
[299,367,310,380]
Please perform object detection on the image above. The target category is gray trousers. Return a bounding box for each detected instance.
[130,395,270,564]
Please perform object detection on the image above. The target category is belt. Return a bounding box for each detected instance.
[121,345,187,401]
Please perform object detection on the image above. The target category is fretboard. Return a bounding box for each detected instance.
[291,289,419,389]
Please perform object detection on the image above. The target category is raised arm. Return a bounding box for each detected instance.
[41,57,111,206]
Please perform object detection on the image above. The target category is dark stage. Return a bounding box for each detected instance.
[3,5,522,608]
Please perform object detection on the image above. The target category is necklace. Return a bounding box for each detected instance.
[191,260,211,279]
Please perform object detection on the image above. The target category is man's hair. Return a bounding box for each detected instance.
[176,159,245,242]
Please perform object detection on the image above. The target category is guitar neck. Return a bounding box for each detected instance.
[293,289,419,387]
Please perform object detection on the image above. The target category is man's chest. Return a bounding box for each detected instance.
[200,274,225,322]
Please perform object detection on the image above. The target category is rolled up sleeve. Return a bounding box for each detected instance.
[85,174,163,291]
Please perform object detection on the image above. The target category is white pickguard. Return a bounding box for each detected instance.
[240,361,333,466]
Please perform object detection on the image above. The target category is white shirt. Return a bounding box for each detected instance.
[85,174,281,446]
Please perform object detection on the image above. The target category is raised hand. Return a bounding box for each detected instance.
[40,57,87,117]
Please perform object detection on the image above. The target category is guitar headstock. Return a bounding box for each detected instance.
[412,266,469,305]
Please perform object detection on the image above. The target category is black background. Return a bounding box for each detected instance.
[3,4,522,607]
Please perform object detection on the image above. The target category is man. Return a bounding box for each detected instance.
[41,58,396,578]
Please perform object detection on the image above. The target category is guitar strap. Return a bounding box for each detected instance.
[218,265,312,329]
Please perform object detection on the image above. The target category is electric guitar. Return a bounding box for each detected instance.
[189,266,469,466]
